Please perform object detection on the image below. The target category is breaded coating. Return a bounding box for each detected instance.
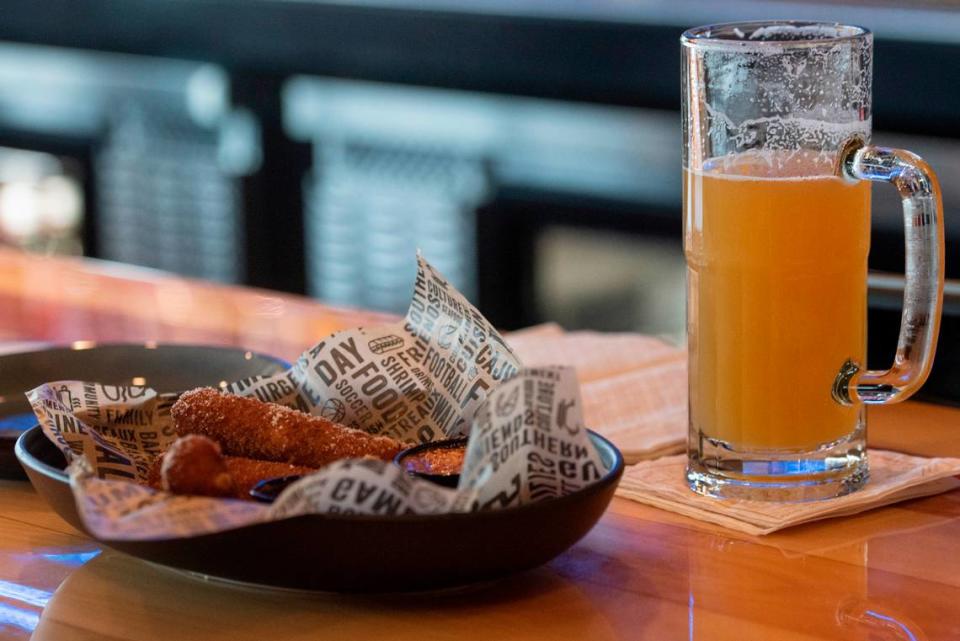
[149,434,316,500]
[171,387,405,467]
[159,434,234,498]
[222,456,314,500]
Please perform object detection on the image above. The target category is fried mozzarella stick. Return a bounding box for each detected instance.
[222,456,314,499]
[149,434,315,500]
[171,387,406,467]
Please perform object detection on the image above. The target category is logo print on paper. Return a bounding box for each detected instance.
[495,385,520,417]
[368,335,404,355]
[556,398,580,435]
[320,398,347,423]
[54,384,81,410]
[437,324,458,350]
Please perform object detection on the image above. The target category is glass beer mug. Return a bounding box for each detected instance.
[683,22,944,501]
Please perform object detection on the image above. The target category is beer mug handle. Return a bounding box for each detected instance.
[833,139,945,405]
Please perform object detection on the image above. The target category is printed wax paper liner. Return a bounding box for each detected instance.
[508,328,686,463]
[28,256,605,540]
[616,450,960,536]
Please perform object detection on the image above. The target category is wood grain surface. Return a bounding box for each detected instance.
[0,248,957,641]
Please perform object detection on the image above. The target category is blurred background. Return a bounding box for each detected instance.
[0,0,956,400]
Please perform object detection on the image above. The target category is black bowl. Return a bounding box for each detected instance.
[0,343,288,479]
[394,437,469,488]
[17,425,624,592]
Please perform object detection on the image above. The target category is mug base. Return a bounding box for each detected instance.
[686,429,868,502]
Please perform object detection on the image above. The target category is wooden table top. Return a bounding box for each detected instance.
[1,248,959,641]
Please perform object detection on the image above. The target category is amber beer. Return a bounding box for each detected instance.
[684,153,871,451]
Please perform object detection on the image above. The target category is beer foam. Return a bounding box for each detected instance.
[703,103,870,159]
[686,24,872,172]
[691,150,852,182]
[747,23,864,42]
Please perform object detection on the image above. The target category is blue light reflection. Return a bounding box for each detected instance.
[866,610,919,641]
[0,602,40,633]
[0,580,51,608]
[40,550,101,567]
[0,546,101,636]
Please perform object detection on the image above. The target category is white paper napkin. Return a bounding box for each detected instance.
[507,325,687,463]
[617,449,960,535]
[507,325,960,533]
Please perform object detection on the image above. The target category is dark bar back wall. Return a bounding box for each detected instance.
[0,0,956,403]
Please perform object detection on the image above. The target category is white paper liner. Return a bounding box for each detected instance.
[460,367,604,508]
[508,329,687,462]
[27,256,605,541]
[617,449,960,535]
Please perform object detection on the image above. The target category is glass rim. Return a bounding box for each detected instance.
[681,20,871,50]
